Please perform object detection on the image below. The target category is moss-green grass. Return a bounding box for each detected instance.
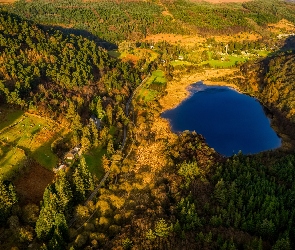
[0,109,66,178]
[0,144,26,180]
[108,50,121,58]
[0,108,24,130]
[137,70,167,102]
[83,147,106,178]
[170,60,193,67]
[200,55,247,68]
[138,88,159,102]
[257,50,271,57]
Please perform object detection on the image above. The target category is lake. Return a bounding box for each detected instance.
[161,82,281,156]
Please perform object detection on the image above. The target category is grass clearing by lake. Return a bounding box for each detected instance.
[137,70,167,102]
[200,55,247,68]
[170,60,193,67]
[138,88,159,102]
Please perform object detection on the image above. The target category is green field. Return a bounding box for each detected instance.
[0,144,26,180]
[200,55,248,68]
[0,108,24,130]
[257,50,271,57]
[0,108,67,179]
[118,48,158,62]
[108,50,121,58]
[137,70,167,102]
[170,60,193,67]
[84,147,106,179]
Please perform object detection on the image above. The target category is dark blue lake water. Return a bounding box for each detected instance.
[162,82,281,156]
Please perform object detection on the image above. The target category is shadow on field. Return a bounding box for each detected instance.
[13,159,54,205]
[0,108,24,130]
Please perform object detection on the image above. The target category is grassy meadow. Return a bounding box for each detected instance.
[0,108,66,179]
[84,146,106,179]
[137,70,167,102]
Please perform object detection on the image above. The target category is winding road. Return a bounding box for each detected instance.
[84,75,150,202]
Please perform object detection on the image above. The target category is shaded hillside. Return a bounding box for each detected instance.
[3,0,295,45]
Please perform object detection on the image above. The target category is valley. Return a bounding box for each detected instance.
[1,0,295,249]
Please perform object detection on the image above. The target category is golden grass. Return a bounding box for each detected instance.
[159,68,239,111]
[190,0,253,2]
[0,0,17,3]
[145,31,261,47]
[268,19,295,34]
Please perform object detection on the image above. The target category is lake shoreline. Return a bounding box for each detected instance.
[160,68,240,112]
[158,68,240,153]
[161,74,282,156]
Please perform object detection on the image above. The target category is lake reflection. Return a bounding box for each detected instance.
[162,82,281,156]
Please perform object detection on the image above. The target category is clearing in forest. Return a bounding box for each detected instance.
[84,146,106,179]
[137,70,167,102]
[0,107,67,180]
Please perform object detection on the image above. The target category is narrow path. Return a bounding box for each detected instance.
[86,171,110,202]
[68,170,110,226]
[78,75,150,205]
[122,74,150,149]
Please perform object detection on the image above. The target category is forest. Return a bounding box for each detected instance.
[1,0,295,249]
[4,0,295,45]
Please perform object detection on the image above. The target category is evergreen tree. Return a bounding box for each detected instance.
[55,170,73,214]
[0,181,17,223]
[73,157,94,201]
[96,97,106,120]
[89,119,99,147]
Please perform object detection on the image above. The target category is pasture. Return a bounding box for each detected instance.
[200,55,248,68]
[84,146,106,179]
[0,108,66,180]
[137,70,167,102]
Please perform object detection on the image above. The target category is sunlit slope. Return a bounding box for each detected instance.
[0,108,68,179]
[4,0,295,44]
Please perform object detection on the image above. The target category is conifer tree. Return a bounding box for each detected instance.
[0,181,17,223]
[55,170,73,214]
[96,97,106,120]
[90,119,99,147]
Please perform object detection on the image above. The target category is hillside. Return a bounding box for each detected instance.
[2,0,295,45]
[213,38,295,150]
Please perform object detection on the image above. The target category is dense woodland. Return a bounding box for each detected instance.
[1,0,295,249]
[4,0,295,44]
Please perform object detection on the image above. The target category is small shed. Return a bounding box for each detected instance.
[53,164,67,173]
[90,115,101,129]
[65,152,75,161]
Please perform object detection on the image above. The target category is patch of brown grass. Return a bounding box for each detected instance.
[145,32,261,47]
[160,68,239,111]
[268,19,295,34]
[121,54,139,64]
[145,34,206,46]
[14,161,54,205]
